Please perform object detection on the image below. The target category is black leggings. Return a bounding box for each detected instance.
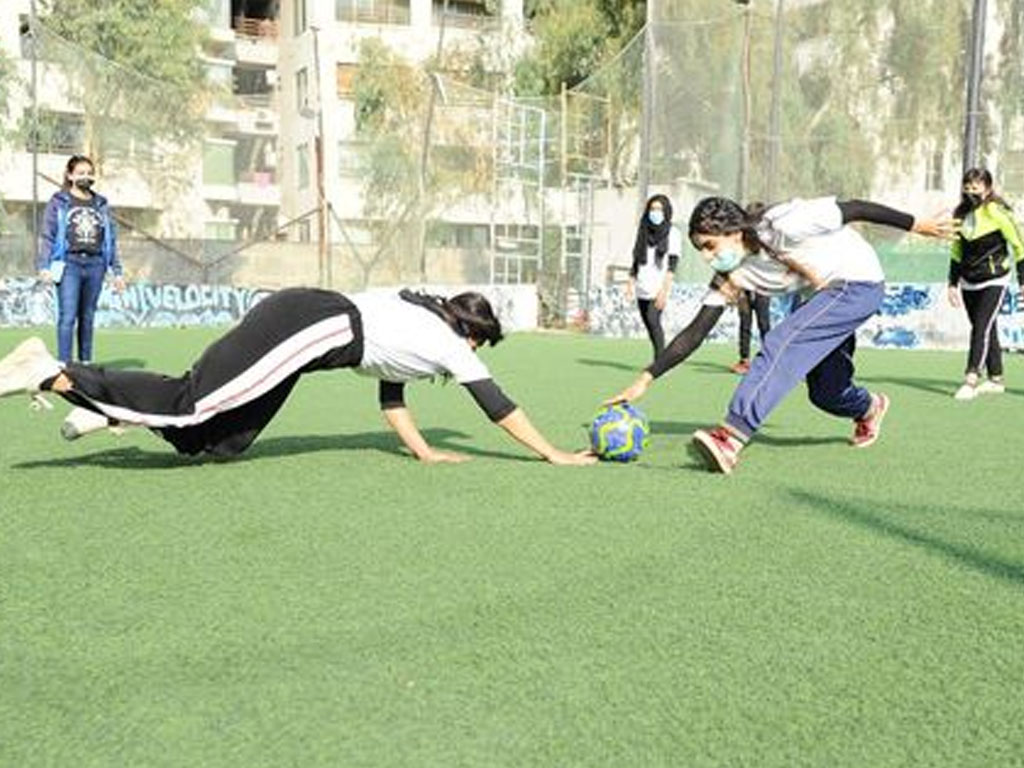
[58,288,364,456]
[637,298,665,360]
[961,285,1006,377]
[738,290,771,360]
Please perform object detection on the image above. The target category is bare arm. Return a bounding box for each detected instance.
[382,406,468,464]
[496,408,596,466]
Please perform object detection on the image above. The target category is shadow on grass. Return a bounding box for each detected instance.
[575,357,644,373]
[787,488,1024,588]
[688,360,742,376]
[858,374,954,397]
[12,428,536,470]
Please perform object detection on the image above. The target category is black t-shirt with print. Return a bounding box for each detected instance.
[66,197,104,255]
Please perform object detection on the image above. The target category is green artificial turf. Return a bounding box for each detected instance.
[1,327,1022,767]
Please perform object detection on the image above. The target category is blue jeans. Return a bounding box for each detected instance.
[724,281,885,439]
[56,257,107,363]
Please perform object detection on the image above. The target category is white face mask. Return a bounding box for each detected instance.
[648,210,665,226]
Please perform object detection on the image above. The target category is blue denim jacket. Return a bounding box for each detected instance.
[37,190,122,276]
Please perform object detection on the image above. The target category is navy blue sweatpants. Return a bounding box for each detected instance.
[724,281,884,439]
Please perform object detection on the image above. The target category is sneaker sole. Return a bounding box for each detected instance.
[852,394,890,449]
[691,432,735,474]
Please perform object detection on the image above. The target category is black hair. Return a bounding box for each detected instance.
[954,167,1011,219]
[632,194,674,268]
[399,288,504,347]
[62,154,94,191]
[687,196,780,258]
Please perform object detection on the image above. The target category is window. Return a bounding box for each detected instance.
[294,0,308,35]
[204,220,238,241]
[925,148,944,192]
[24,111,85,154]
[336,0,411,25]
[296,67,309,112]
[203,140,237,185]
[297,142,310,189]
[336,63,358,98]
[1003,150,1024,197]
[338,141,365,176]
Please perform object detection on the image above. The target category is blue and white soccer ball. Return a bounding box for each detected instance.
[589,403,650,462]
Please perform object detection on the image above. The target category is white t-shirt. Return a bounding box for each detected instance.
[350,291,492,384]
[703,197,885,306]
[635,226,682,299]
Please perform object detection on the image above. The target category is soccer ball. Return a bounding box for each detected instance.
[589,403,650,462]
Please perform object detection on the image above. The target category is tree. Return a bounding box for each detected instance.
[349,39,495,288]
[31,0,211,163]
[515,0,645,97]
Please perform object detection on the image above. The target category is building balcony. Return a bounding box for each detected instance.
[234,16,278,66]
[238,172,281,206]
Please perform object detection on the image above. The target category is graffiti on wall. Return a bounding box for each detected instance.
[0,278,270,328]
[587,283,1024,351]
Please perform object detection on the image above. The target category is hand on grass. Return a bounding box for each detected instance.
[547,449,598,466]
[420,449,471,464]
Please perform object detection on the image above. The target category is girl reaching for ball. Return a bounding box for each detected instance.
[0,288,596,466]
[605,195,953,474]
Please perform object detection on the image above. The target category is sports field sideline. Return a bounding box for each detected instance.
[1,327,1022,767]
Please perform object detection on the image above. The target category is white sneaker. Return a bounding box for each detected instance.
[976,380,1005,395]
[0,337,62,398]
[61,407,125,441]
[953,383,978,400]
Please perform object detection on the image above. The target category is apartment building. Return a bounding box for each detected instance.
[0,0,523,268]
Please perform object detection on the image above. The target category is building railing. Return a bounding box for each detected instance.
[337,3,412,26]
[234,16,279,40]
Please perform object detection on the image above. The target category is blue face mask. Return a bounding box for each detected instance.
[647,210,665,226]
[709,247,743,273]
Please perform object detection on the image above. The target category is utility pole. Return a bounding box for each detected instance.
[310,25,329,287]
[638,5,654,215]
[766,0,785,202]
[962,0,987,172]
[417,0,450,283]
[29,0,39,259]
[736,0,753,203]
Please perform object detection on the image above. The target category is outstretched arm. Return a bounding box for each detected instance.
[494,408,596,465]
[838,199,954,238]
[605,302,725,404]
[462,379,594,465]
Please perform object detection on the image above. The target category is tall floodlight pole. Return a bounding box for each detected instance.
[638,0,654,215]
[30,0,39,257]
[735,0,753,203]
[766,0,785,202]
[311,25,328,287]
[962,0,987,172]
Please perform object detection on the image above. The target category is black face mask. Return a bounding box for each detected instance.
[73,177,95,192]
[963,192,984,210]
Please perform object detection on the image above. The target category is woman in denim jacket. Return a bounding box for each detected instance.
[37,154,125,363]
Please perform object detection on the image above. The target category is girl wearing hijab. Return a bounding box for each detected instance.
[625,194,682,360]
[947,168,1024,400]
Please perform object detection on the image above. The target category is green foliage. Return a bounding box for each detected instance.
[35,0,212,159]
[516,0,645,97]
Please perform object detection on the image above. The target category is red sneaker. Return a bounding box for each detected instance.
[851,393,890,448]
[692,427,744,474]
[730,359,751,375]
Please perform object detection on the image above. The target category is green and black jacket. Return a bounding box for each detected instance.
[949,201,1024,286]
